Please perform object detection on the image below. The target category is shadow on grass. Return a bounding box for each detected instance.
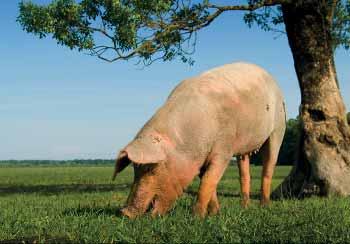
[62,192,260,219]
[61,189,261,218]
[63,205,124,217]
[0,183,131,196]
[185,189,260,200]
[0,236,72,244]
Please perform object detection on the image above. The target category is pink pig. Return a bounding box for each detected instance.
[113,62,286,218]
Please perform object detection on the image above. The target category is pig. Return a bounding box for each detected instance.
[112,62,286,218]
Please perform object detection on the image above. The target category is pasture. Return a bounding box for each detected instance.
[0,165,350,243]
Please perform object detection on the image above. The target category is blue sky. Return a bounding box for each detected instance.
[1,1,349,160]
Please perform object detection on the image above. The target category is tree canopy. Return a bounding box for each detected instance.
[18,0,350,65]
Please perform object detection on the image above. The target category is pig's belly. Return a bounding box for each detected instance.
[229,106,274,155]
[232,131,270,155]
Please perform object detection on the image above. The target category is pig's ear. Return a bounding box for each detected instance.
[112,151,131,180]
[124,137,167,164]
[112,137,167,180]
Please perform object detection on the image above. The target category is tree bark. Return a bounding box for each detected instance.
[272,0,350,198]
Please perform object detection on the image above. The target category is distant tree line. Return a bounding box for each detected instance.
[0,159,114,167]
[277,117,301,165]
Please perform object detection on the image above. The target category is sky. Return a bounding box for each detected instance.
[0,1,349,160]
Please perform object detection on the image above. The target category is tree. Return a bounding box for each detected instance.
[347,112,350,124]
[18,0,350,198]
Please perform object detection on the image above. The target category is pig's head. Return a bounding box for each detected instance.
[112,134,183,218]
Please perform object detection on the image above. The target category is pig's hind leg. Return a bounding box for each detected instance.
[260,124,285,206]
[237,154,251,208]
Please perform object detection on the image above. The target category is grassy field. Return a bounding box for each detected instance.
[1,165,350,243]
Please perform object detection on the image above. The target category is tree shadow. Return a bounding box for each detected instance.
[0,236,72,244]
[0,183,131,196]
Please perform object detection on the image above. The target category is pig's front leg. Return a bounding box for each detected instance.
[207,189,220,215]
[193,155,230,218]
[199,169,220,216]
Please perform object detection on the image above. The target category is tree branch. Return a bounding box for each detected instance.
[58,0,291,63]
[83,0,291,63]
[207,0,289,11]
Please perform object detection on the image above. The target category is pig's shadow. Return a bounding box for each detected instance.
[185,189,260,200]
[60,181,262,217]
[63,191,260,218]
[63,206,124,217]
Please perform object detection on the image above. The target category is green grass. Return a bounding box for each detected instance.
[1,165,350,243]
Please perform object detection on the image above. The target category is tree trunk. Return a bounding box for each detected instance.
[272,1,350,198]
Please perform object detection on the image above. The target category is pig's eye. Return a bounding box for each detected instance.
[142,163,157,173]
[132,163,141,169]
[133,163,155,173]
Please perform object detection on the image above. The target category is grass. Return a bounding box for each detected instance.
[1,165,350,243]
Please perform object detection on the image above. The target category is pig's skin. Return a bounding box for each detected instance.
[113,62,286,218]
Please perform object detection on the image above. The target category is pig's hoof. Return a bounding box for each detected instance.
[193,204,207,218]
[208,202,220,216]
[208,207,219,216]
[240,199,250,209]
[151,208,167,218]
[260,199,270,207]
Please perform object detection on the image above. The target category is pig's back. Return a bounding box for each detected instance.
[166,62,284,155]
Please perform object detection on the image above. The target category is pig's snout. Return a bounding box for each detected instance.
[121,184,156,218]
[120,206,141,219]
[121,195,157,219]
